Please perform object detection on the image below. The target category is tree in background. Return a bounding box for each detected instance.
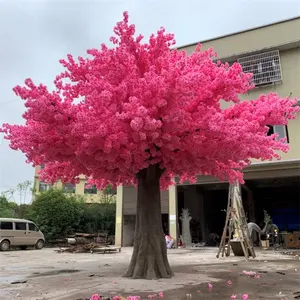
[1,12,299,279]
[30,189,82,241]
[16,180,32,205]
[0,194,18,218]
[78,202,116,235]
[3,180,32,205]
[77,185,116,235]
[99,184,116,204]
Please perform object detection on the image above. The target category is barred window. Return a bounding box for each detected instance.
[238,50,282,87]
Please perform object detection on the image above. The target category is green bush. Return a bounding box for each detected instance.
[78,202,116,235]
[30,189,83,241]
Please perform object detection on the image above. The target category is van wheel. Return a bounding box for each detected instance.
[0,240,10,251]
[20,246,27,250]
[35,239,44,250]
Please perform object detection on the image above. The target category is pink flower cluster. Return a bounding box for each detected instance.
[1,11,299,188]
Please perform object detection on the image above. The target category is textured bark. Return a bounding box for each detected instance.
[124,164,173,279]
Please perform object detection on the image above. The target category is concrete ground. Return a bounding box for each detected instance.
[0,247,300,300]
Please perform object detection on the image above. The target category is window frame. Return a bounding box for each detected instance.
[63,183,76,194]
[28,223,38,232]
[237,50,282,88]
[14,222,27,231]
[84,183,97,195]
[0,221,13,230]
[267,125,289,143]
[39,182,51,192]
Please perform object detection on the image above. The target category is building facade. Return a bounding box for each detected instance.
[115,17,300,247]
[33,166,114,203]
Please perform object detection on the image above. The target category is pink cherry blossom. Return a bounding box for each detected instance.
[158,292,164,298]
[227,280,232,285]
[1,12,299,189]
[242,294,249,299]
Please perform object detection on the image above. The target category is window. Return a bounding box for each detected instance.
[84,184,97,194]
[39,182,51,192]
[237,50,282,87]
[64,183,76,193]
[28,223,38,231]
[15,222,27,231]
[267,125,289,143]
[0,221,13,230]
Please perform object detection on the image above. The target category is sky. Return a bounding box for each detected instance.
[0,0,299,203]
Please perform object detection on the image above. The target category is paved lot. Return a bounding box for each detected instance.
[0,247,300,300]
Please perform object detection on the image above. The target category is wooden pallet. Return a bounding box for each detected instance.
[217,183,256,259]
[92,245,122,254]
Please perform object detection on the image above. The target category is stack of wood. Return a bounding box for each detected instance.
[67,232,109,246]
[55,242,100,253]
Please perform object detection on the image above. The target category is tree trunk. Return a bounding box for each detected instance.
[124,164,173,279]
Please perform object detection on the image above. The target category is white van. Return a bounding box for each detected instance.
[0,218,45,251]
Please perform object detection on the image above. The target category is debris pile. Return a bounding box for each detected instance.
[55,243,101,253]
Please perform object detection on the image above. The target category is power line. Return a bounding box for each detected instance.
[1,100,19,105]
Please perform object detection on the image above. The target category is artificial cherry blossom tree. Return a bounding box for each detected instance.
[2,12,299,279]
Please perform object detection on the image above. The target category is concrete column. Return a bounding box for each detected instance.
[75,179,85,195]
[231,183,239,239]
[55,181,63,189]
[115,185,124,246]
[198,191,207,242]
[168,184,178,246]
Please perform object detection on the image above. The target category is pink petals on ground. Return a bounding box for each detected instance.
[242,294,249,299]
[243,270,261,279]
[147,292,164,299]
[208,283,213,289]
[231,295,237,299]
[227,280,233,285]
[242,270,256,277]
[90,295,101,300]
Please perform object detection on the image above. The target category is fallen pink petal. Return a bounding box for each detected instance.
[227,280,232,285]
[231,295,237,299]
[158,292,164,298]
[127,296,141,300]
[208,283,213,289]
[242,294,249,300]
[243,271,256,277]
[90,294,101,300]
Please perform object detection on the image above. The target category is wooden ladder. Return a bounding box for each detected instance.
[217,183,256,259]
